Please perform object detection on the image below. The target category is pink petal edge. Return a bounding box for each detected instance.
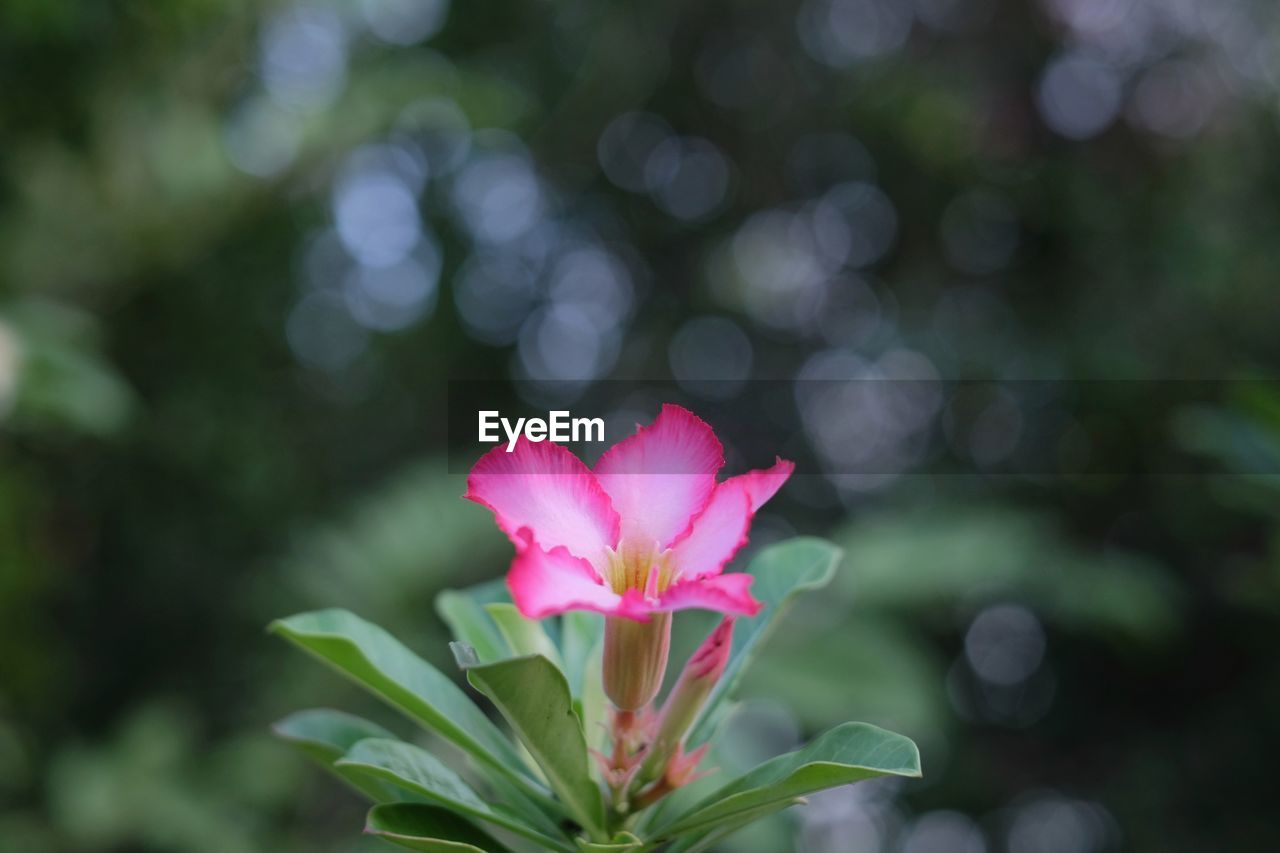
[507,532,651,621]
[667,481,752,581]
[668,456,795,581]
[594,404,725,550]
[465,437,620,562]
[722,456,795,512]
[655,572,763,617]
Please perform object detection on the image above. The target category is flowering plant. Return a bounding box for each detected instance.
[271,405,920,851]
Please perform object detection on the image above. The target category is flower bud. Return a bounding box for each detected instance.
[603,613,672,711]
[637,618,733,784]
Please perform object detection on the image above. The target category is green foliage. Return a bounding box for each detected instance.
[461,654,606,841]
[650,723,920,839]
[365,803,505,852]
[436,588,510,665]
[272,709,404,802]
[271,538,917,850]
[337,739,568,849]
[0,299,134,437]
[485,604,564,669]
[272,708,396,766]
[269,610,548,802]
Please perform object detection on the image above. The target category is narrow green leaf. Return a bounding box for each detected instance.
[578,643,607,758]
[485,603,563,668]
[337,739,570,852]
[271,708,405,802]
[463,654,608,842]
[559,611,603,698]
[365,803,509,852]
[653,722,920,839]
[555,612,606,759]
[269,610,551,805]
[688,538,841,745]
[436,589,510,664]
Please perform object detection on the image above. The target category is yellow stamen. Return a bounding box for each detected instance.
[605,538,676,596]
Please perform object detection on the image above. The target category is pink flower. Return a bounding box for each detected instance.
[465,404,792,623]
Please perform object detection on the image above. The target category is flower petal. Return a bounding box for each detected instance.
[654,573,762,617]
[724,457,794,512]
[594,404,724,548]
[667,481,752,581]
[466,438,620,562]
[508,534,649,620]
[667,457,792,581]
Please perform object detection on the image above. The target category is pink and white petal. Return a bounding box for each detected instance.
[667,481,752,581]
[655,573,762,617]
[508,539,650,621]
[594,404,724,548]
[722,457,794,512]
[466,438,620,561]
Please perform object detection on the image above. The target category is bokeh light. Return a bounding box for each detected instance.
[598,112,675,194]
[453,252,539,346]
[964,604,1046,686]
[223,96,302,178]
[644,136,732,222]
[1037,51,1123,140]
[452,144,545,245]
[359,0,449,46]
[798,0,915,66]
[1005,793,1119,853]
[0,319,22,418]
[669,316,754,400]
[901,810,988,853]
[332,162,423,268]
[286,291,369,371]
[259,4,349,111]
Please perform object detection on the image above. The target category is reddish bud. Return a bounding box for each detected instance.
[637,618,733,785]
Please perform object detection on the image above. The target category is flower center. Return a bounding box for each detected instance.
[605,537,677,598]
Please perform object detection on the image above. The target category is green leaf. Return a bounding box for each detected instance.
[337,739,570,852]
[463,654,608,842]
[574,831,645,851]
[364,803,509,852]
[577,642,607,758]
[271,708,404,802]
[559,611,603,698]
[688,538,841,745]
[557,612,605,758]
[436,588,510,664]
[652,722,920,839]
[272,708,395,765]
[663,801,801,853]
[269,610,550,804]
[485,603,563,668]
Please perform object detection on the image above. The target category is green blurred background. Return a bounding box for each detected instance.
[2,0,1279,851]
